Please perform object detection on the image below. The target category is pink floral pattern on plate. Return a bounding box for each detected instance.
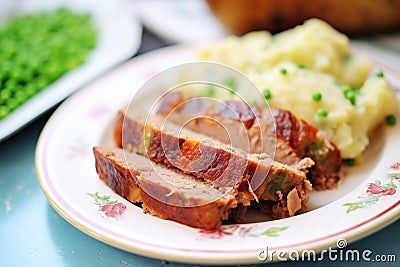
[88,104,112,119]
[343,162,400,213]
[88,192,127,220]
[67,137,89,159]
[198,224,288,240]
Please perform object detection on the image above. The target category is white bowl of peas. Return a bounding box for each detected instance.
[0,0,142,141]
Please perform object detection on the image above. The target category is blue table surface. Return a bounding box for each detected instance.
[1,30,399,267]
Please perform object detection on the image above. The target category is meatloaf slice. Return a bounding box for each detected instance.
[114,111,312,217]
[156,92,342,190]
[93,146,237,229]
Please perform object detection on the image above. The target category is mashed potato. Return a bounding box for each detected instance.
[198,19,399,159]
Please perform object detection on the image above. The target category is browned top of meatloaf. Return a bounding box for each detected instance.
[94,147,236,207]
[156,92,341,190]
[114,111,311,201]
[156,92,328,156]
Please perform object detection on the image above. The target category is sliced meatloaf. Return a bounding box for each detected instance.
[156,92,342,190]
[93,146,237,229]
[114,111,313,218]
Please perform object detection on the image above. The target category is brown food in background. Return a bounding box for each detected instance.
[206,0,400,35]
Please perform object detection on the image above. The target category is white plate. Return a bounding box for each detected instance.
[0,0,142,142]
[132,0,228,44]
[36,45,400,265]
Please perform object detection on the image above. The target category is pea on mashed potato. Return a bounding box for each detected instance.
[198,19,399,159]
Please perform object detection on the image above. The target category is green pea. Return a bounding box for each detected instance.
[36,77,49,91]
[341,85,357,105]
[340,85,351,94]
[5,79,17,90]
[376,71,384,78]
[0,89,12,101]
[0,106,10,119]
[345,90,356,105]
[317,108,328,117]
[14,90,28,104]
[1,61,12,73]
[385,114,396,126]
[343,158,356,166]
[25,84,37,97]
[5,98,19,111]
[312,92,322,101]
[263,89,272,100]
[297,63,305,69]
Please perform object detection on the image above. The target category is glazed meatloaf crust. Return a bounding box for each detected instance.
[93,146,238,229]
[114,111,313,218]
[156,92,342,190]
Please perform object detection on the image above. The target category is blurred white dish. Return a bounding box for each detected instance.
[132,0,228,44]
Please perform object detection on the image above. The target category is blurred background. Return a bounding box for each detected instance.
[1,1,399,267]
[131,0,400,46]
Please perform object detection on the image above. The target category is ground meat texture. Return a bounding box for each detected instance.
[257,180,312,219]
[93,147,237,229]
